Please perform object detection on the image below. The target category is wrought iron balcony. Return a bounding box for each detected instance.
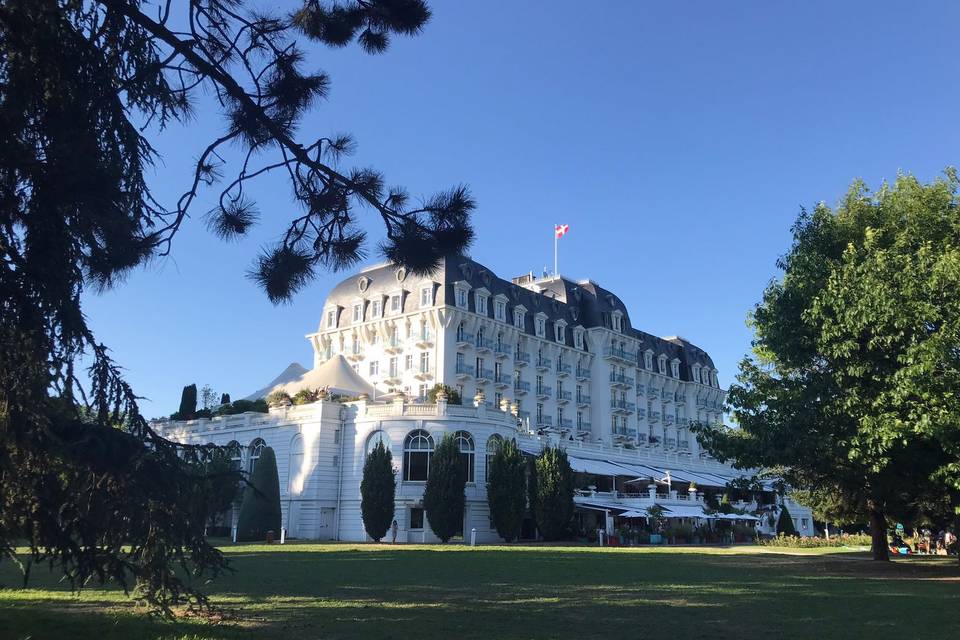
[556,390,572,403]
[575,367,591,381]
[515,351,531,366]
[414,330,434,348]
[476,367,494,383]
[536,356,552,371]
[475,336,494,352]
[603,347,636,363]
[455,363,475,378]
[609,372,634,388]
[610,399,636,413]
[536,385,552,399]
[536,415,553,427]
[576,394,591,407]
[558,417,573,430]
[556,362,572,376]
[514,380,530,394]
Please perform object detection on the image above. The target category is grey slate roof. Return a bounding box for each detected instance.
[321,255,716,381]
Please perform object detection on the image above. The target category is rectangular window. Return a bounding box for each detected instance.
[353,304,362,323]
[405,355,413,370]
[514,310,524,329]
[326,309,336,327]
[334,429,341,444]
[495,301,506,321]
[420,286,432,307]
[536,403,543,420]
[389,357,398,377]
[332,454,339,467]
[419,383,428,399]
[495,392,502,407]
[555,325,564,343]
[574,331,583,350]
[410,507,425,529]
[420,352,430,373]
[369,361,379,376]
[391,294,402,313]
[371,300,382,318]
[535,318,545,338]
[476,294,487,315]
[494,361,502,382]
[456,288,468,308]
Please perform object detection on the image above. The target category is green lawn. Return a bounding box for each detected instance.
[1,543,958,639]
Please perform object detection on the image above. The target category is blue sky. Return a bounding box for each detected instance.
[84,1,960,416]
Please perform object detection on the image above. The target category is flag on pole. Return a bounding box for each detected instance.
[555,223,570,238]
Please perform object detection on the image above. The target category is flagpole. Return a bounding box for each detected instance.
[553,226,558,276]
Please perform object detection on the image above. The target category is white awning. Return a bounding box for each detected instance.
[617,509,650,518]
[576,500,629,512]
[568,456,635,477]
[660,504,710,519]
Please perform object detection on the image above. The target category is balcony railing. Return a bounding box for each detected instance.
[576,421,592,432]
[414,366,433,380]
[558,417,573,430]
[455,363,475,377]
[536,415,553,427]
[603,347,636,362]
[456,331,471,346]
[475,336,494,352]
[649,411,661,423]
[664,415,675,426]
[576,368,591,380]
[514,380,530,393]
[385,336,403,353]
[495,343,511,358]
[636,384,646,395]
[577,394,591,406]
[556,390,572,402]
[613,426,638,439]
[476,367,494,382]
[536,356,552,371]
[556,362,572,376]
[414,330,434,347]
[515,351,531,366]
[610,399,636,413]
[494,374,509,387]
[609,372,634,387]
[536,385,553,399]
[665,437,677,449]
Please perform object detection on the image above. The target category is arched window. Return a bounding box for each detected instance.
[455,430,475,483]
[403,430,434,481]
[226,440,242,472]
[366,430,390,456]
[485,434,503,481]
[248,438,265,474]
[288,434,304,495]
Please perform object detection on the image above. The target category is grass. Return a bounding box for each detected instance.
[1,542,958,639]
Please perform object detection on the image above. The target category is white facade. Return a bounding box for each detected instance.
[156,257,815,541]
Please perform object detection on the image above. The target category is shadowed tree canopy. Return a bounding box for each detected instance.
[423,434,467,543]
[486,438,527,542]
[360,440,396,542]
[0,0,468,612]
[534,446,574,541]
[694,171,960,562]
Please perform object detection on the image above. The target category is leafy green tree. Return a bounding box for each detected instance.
[236,447,282,542]
[719,494,733,514]
[428,383,462,405]
[423,434,467,542]
[694,171,960,562]
[486,439,526,542]
[360,440,396,542]
[292,388,318,405]
[776,504,798,537]
[214,399,268,416]
[1,0,469,611]
[534,447,575,541]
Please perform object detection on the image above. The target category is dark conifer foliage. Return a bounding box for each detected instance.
[0,0,461,612]
[533,447,575,541]
[423,434,467,542]
[360,440,396,542]
[776,504,798,537]
[486,439,526,542]
[179,384,198,419]
[236,447,282,542]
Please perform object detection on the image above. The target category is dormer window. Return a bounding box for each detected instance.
[352,303,363,323]
[658,355,667,375]
[475,292,488,316]
[494,297,507,322]
[611,311,624,333]
[326,308,337,329]
[573,328,584,350]
[692,364,702,384]
[513,306,526,330]
[535,314,546,338]
[371,299,382,318]
[555,320,567,344]
[420,285,433,308]
[456,288,468,308]
[644,350,653,370]
[670,359,680,379]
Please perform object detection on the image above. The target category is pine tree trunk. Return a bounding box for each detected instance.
[867,501,888,561]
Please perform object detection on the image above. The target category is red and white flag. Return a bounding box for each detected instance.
[555,224,570,238]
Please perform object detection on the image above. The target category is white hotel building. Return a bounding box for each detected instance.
[157,255,814,542]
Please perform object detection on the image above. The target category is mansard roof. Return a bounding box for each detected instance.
[321,255,716,379]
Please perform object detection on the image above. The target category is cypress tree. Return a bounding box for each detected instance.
[777,503,798,536]
[423,433,467,542]
[486,439,526,542]
[179,384,198,418]
[361,440,396,542]
[236,447,282,542]
[534,447,575,541]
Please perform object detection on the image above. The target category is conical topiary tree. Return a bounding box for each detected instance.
[534,446,575,541]
[423,433,467,542]
[361,440,396,542]
[178,384,197,418]
[486,439,527,542]
[776,503,798,536]
[236,446,282,542]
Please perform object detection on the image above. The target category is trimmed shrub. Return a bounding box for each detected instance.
[292,388,317,405]
[534,446,575,541]
[361,440,396,541]
[266,390,291,406]
[759,532,872,548]
[214,399,269,416]
[428,383,461,405]
[236,447,282,542]
[178,384,197,418]
[776,503,798,536]
[423,433,467,542]
[487,439,526,542]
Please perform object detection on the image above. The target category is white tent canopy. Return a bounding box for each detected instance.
[661,505,710,519]
[253,355,377,399]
